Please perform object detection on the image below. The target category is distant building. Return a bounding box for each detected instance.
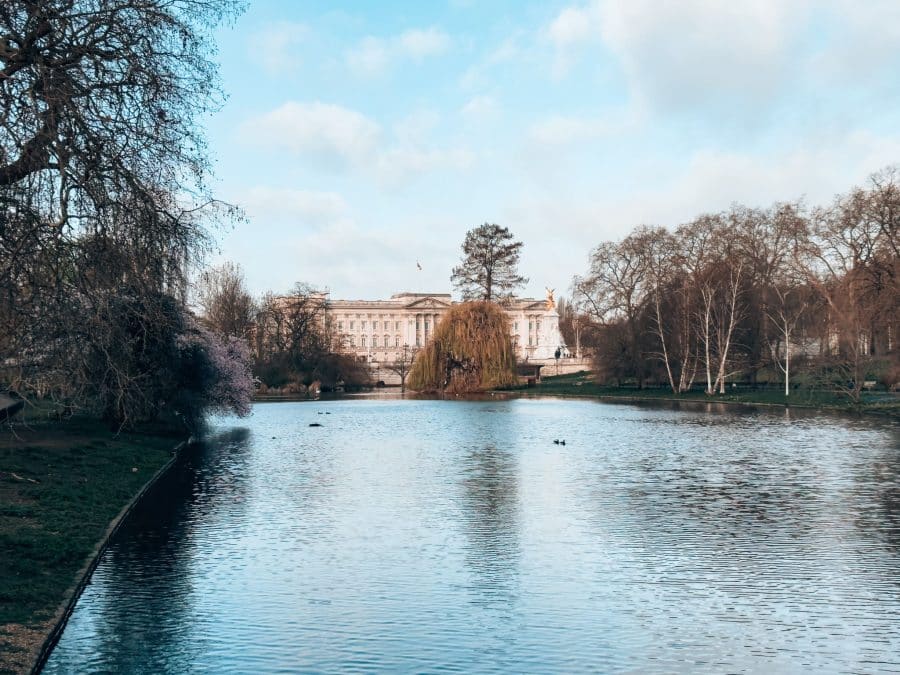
[326,291,565,363]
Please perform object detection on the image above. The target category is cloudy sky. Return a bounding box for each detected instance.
[206,0,900,301]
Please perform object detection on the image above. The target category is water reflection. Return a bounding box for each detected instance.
[459,445,520,607]
[855,427,900,559]
[44,400,900,674]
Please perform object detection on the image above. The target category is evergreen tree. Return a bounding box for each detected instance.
[451,223,528,302]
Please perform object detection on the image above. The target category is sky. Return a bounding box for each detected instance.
[204,0,900,301]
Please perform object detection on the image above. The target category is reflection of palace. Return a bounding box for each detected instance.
[326,292,565,363]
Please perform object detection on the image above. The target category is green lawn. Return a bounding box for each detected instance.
[0,412,180,674]
[530,371,900,416]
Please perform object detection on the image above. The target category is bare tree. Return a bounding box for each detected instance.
[573,237,650,387]
[629,226,683,393]
[766,278,815,397]
[196,262,256,339]
[797,169,898,402]
[451,223,528,302]
[567,167,898,399]
[384,344,419,392]
[0,0,243,419]
[251,284,370,391]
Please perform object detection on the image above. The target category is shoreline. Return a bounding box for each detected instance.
[27,438,189,675]
[253,379,898,420]
[0,424,187,675]
[524,389,900,419]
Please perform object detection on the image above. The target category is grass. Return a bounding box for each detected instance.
[528,371,900,416]
[0,410,181,674]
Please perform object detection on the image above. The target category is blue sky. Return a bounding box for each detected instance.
[204,0,900,300]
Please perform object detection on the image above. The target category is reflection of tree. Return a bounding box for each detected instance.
[459,444,521,607]
[854,428,900,562]
[606,417,824,557]
[87,428,252,671]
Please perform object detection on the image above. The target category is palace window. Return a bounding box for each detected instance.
[424,320,430,330]
[537,321,541,331]
[384,321,389,330]
[529,321,533,331]
[395,321,400,331]
[350,336,356,347]
[337,321,343,330]
[395,335,400,347]
[361,336,367,347]
[349,321,355,330]
[362,321,367,329]
[384,334,389,347]
[416,336,421,346]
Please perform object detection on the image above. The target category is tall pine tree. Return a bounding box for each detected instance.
[451,223,528,302]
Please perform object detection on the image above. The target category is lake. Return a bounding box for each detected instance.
[43,397,900,673]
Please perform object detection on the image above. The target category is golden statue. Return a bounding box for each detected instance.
[545,287,555,310]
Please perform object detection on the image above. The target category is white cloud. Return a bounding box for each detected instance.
[511,129,900,247]
[392,109,442,146]
[542,0,809,108]
[528,113,622,145]
[460,35,523,90]
[806,1,900,93]
[236,187,350,227]
[345,27,451,77]
[345,37,391,77]
[599,0,802,110]
[546,4,601,48]
[543,2,604,77]
[240,102,475,185]
[223,214,456,299]
[239,102,381,169]
[247,21,309,75]
[398,28,451,60]
[460,95,499,121]
[377,147,475,186]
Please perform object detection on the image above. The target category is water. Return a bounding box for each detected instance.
[44,398,900,673]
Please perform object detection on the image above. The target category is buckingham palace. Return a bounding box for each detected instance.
[326,291,565,364]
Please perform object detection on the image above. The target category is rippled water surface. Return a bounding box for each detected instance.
[44,398,900,673]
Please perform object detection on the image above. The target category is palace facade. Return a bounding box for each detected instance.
[326,292,565,363]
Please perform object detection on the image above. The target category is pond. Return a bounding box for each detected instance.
[44,397,900,673]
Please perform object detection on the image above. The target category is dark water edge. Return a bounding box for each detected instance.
[264,387,897,423]
[44,397,900,673]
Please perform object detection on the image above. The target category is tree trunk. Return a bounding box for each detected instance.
[653,290,677,393]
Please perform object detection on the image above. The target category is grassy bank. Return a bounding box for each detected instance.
[0,412,181,674]
[528,371,900,416]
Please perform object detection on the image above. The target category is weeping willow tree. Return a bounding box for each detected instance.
[408,301,518,393]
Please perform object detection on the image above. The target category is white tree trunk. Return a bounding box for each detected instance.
[653,290,677,393]
[701,285,714,394]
